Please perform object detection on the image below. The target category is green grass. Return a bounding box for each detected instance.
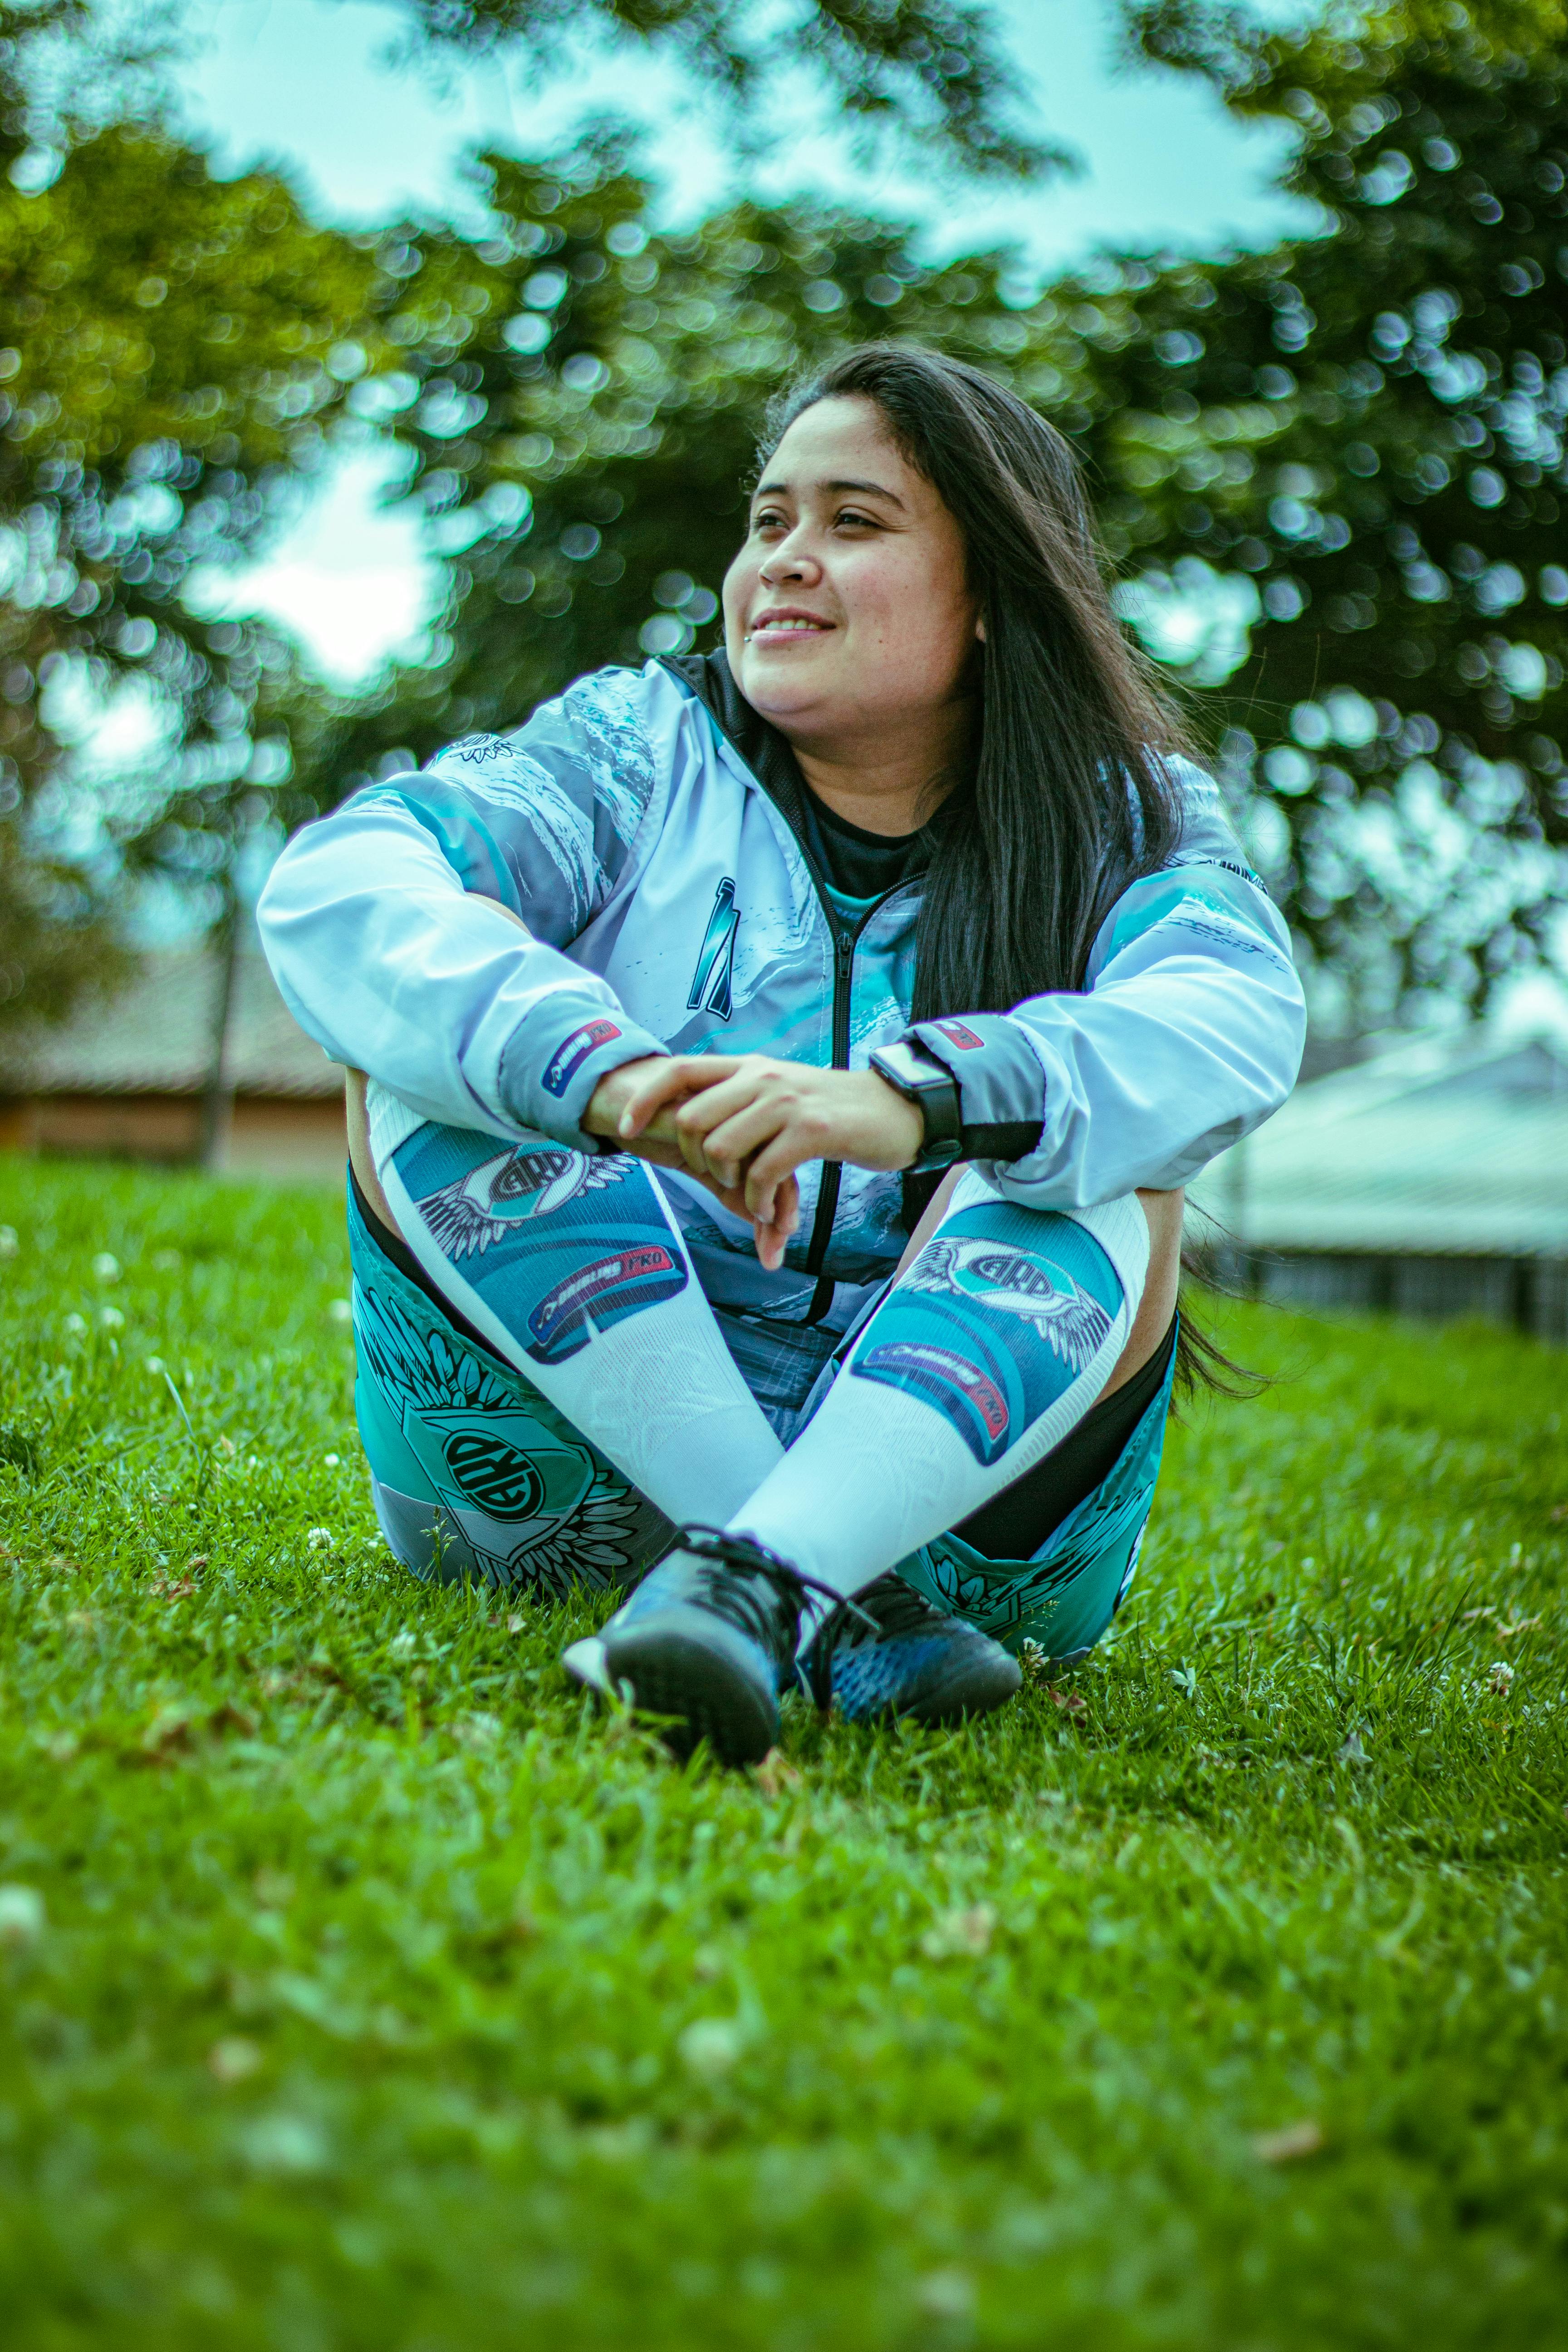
[0,1158,1566,2350]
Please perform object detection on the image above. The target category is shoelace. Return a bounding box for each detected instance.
[800,1573,939,1712]
[676,1525,875,1683]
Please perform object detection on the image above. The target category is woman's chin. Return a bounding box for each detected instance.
[735,643,843,717]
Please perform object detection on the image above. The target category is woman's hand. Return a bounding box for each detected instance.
[596,1054,923,1269]
[582,1056,804,1270]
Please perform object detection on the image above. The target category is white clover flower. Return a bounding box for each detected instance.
[0,1226,18,1259]
[306,1527,334,1551]
[92,1252,121,1283]
[98,1306,124,1333]
[145,1356,166,1376]
[677,2016,745,2081]
[1487,1660,1515,1696]
[322,1454,340,1468]
[0,1884,44,1945]
[388,1628,417,1661]
[63,1313,86,1337]
[327,1298,352,1325]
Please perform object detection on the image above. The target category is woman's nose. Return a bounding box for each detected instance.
[759,530,819,585]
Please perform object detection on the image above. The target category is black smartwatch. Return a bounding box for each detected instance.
[869,1039,963,1172]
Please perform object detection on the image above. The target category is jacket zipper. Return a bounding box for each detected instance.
[799,888,913,1324]
[689,696,919,1325]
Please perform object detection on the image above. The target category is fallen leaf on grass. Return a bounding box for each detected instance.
[128,1700,256,1765]
[1045,1685,1088,1718]
[1252,2119,1324,2163]
[137,1709,196,1760]
[152,1577,197,1602]
[922,1903,997,1960]
[1335,1730,1367,1763]
[753,1749,802,1798]
[63,1610,97,1634]
[1495,1616,1541,1642]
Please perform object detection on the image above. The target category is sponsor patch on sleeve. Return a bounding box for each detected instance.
[932,1021,985,1050]
[542,1018,622,1099]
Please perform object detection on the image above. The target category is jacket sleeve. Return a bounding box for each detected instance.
[255,668,671,1150]
[906,760,1306,1208]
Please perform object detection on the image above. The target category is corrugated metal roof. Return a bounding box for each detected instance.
[1191,1029,1568,1257]
[3,931,341,1101]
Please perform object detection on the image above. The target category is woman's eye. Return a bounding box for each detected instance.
[834,508,878,531]
[753,508,787,533]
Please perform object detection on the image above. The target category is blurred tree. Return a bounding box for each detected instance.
[386,0,1063,181]
[1075,0,1568,1021]
[324,16,1568,1027]
[320,134,1044,788]
[12,0,1565,1044]
[0,3,375,1043]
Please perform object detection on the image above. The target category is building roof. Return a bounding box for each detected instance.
[1190,1027,1568,1259]
[4,932,342,1101]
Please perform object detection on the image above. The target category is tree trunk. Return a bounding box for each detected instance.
[198,895,240,1173]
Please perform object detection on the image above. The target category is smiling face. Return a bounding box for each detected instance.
[722,396,982,797]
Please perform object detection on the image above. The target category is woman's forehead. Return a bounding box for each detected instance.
[755,397,919,500]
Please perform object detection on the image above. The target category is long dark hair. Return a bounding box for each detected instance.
[759,344,1191,1020]
[760,348,1258,1403]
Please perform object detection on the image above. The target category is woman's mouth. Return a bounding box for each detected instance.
[748,611,833,641]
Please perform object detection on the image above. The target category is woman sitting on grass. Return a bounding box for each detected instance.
[259,343,1304,1766]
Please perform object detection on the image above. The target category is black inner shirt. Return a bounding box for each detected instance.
[795,785,931,914]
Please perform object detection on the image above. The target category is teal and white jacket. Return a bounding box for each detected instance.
[258,652,1305,1329]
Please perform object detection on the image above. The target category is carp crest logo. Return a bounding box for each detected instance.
[416,1146,623,1260]
[353,1281,642,1593]
[903,1238,1114,1372]
[686,877,741,1021]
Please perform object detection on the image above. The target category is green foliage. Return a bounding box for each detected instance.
[1102,1,1568,1019]
[320,140,1045,781]
[1,1156,1567,2342]
[389,0,1063,181]
[7,0,1568,1033]
[0,85,377,1037]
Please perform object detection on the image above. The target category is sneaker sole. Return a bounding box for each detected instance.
[842,1651,1023,1727]
[560,1636,612,1695]
[599,1627,779,1766]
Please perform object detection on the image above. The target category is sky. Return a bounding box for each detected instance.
[176,0,1313,685]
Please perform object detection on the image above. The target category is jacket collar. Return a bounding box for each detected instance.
[658,649,813,836]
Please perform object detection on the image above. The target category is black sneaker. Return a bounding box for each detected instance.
[801,1572,1022,1726]
[562,1525,840,1767]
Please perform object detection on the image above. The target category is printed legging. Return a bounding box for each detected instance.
[349,1102,1178,1661]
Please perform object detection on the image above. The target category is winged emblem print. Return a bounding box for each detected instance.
[416,1147,623,1260]
[903,1237,1114,1372]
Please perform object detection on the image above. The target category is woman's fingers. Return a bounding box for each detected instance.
[686,1166,799,1268]
[751,1174,801,1271]
[616,1055,738,1140]
[670,1078,778,1183]
[742,1131,814,1225]
[683,1099,805,1187]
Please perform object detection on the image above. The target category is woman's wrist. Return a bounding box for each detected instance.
[856,1068,926,1169]
[583,1057,674,1141]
